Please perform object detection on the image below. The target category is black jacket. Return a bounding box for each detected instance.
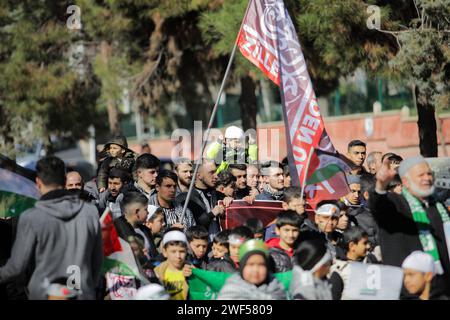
[235,186,251,200]
[348,206,379,247]
[176,188,220,233]
[368,189,450,296]
[268,247,292,273]
[206,255,236,273]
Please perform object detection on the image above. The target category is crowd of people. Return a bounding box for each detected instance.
[0,124,449,301]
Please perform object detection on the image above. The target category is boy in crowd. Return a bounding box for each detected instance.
[265,186,306,241]
[266,211,301,273]
[216,170,237,199]
[133,153,161,199]
[186,226,209,269]
[228,226,254,269]
[302,201,341,259]
[97,136,136,193]
[207,230,235,272]
[244,218,265,240]
[154,229,193,300]
[141,205,165,260]
[328,226,377,300]
[401,251,448,300]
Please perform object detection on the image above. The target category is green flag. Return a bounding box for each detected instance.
[188,268,292,300]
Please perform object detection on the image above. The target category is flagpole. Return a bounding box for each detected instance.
[181,0,254,218]
[300,147,314,198]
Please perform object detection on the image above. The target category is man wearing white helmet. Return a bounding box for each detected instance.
[205,125,258,173]
[369,155,450,297]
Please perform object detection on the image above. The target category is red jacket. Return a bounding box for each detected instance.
[265,237,294,257]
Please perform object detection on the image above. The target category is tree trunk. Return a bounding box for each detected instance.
[239,74,258,132]
[107,99,121,136]
[416,88,438,157]
[100,41,121,136]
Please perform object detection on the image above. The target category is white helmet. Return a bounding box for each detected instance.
[224,125,245,139]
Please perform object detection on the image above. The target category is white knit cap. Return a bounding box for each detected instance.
[402,251,436,274]
[398,155,427,178]
[134,284,170,300]
[315,203,340,217]
[147,205,161,221]
[225,125,245,139]
[162,230,187,246]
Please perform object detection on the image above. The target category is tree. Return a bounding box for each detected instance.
[0,0,101,158]
[293,0,449,156]
[199,0,262,132]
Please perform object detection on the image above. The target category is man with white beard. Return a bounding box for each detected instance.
[369,155,450,298]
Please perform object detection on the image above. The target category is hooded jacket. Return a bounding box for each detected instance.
[217,273,287,300]
[0,189,103,300]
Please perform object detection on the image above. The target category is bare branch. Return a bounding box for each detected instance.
[413,0,421,21]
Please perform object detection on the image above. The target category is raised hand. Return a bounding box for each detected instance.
[375,157,398,191]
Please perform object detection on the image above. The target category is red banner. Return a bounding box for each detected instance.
[220,200,284,230]
[237,0,350,207]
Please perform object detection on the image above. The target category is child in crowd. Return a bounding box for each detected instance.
[328,226,377,300]
[401,251,448,300]
[154,229,193,300]
[97,136,136,193]
[144,205,165,251]
[266,211,302,273]
[217,239,287,300]
[186,226,209,269]
[207,230,235,272]
[265,186,306,241]
[228,226,254,269]
[216,170,237,199]
[244,218,265,240]
[289,239,333,300]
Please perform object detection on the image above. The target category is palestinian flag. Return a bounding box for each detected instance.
[188,268,292,300]
[0,168,39,218]
[100,209,145,281]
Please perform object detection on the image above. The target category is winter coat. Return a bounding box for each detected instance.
[176,188,221,241]
[206,256,236,273]
[289,265,332,300]
[217,273,287,300]
[256,189,284,201]
[0,189,103,300]
[97,151,135,189]
[265,238,293,273]
[186,253,208,270]
[368,189,450,296]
